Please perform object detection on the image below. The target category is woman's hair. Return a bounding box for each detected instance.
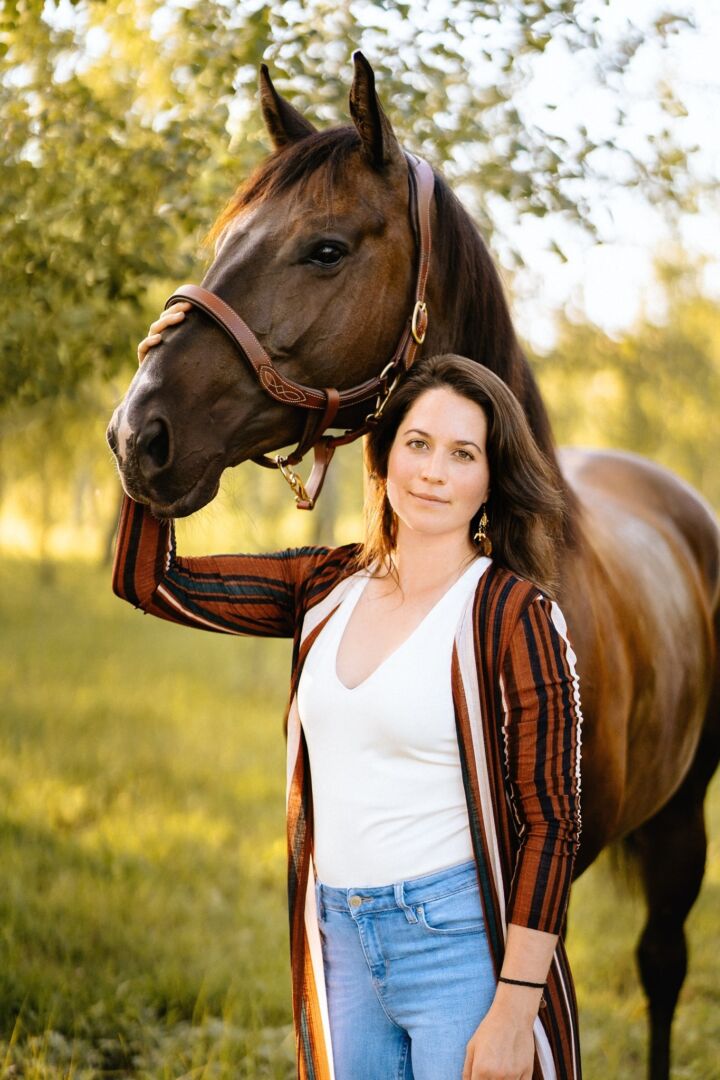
[360,354,566,597]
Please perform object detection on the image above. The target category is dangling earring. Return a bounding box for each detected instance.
[473,506,492,556]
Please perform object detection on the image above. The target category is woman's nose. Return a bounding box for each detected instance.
[420,453,447,483]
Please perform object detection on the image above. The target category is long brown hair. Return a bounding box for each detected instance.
[361,354,566,597]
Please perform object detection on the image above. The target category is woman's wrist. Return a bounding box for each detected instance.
[493,978,545,1023]
[498,975,545,990]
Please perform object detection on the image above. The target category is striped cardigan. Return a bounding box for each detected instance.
[113,496,583,1080]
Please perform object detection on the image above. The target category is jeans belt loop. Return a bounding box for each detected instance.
[394,881,418,924]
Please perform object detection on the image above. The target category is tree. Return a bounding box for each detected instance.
[0,0,701,409]
[0,5,215,407]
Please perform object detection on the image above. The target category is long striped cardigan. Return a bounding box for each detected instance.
[113,495,583,1080]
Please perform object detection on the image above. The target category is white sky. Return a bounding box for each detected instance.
[505,0,720,347]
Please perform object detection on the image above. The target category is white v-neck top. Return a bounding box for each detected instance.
[297,556,491,886]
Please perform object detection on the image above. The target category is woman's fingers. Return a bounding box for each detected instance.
[137,301,191,363]
[148,301,191,336]
[137,333,162,364]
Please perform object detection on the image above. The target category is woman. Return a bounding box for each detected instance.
[113,307,583,1080]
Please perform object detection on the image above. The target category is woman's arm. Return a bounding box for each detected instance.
[112,494,332,638]
[113,302,341,638]
[463,923,555,1080]
[464,594,582,1079]
[500,594,583,935]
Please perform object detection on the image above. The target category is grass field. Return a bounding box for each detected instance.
[1,558,718,1078]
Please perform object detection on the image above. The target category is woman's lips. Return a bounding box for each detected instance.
[410,492,449,504]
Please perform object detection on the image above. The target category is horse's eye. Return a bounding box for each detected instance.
[308,243,345,267]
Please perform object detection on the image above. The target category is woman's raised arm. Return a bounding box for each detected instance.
[112,494,335,639]
[113,302,342,638]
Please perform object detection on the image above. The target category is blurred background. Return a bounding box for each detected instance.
[1,0,718,1076]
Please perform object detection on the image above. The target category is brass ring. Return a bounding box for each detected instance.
[411,300,427,345]
[275,455,311,505]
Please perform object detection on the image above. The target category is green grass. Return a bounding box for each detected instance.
[1,558,718,1078]
[1,559,296,1077]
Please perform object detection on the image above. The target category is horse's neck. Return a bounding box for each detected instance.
[423,272,556,465]
[422,223,581,548]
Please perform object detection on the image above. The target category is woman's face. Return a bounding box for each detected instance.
[386,386,490,545]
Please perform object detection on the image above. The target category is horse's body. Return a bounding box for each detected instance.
[107,54,720,1080]
[560,449,718,861]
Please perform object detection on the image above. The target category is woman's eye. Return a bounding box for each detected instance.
[455,449,474,461]
[408,439,427,450]
[308,243,345,267]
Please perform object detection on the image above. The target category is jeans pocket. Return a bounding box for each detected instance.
[416,882,486,935]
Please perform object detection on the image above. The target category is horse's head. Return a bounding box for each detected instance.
[107,53,427,517]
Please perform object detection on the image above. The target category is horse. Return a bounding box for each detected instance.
[106,52,720,1080]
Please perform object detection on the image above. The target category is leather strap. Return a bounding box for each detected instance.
[164,284,329,410]
[252,386,341,471]
[295,438,337,510]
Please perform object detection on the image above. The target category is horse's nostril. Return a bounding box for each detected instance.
[147,424,169,467]
[138,417,172,472]
[106,423,118,455]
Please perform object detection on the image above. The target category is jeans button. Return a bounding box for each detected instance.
[349,895,362,908]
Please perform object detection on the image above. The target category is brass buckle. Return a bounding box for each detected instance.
[411,300,427,345]
[275,455,311,505]
[366,361,402,425]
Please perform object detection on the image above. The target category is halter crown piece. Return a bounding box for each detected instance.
[164,154,434,510]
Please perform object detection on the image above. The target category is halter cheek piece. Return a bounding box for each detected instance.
[164,154,434,510]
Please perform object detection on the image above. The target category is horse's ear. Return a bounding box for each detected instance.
[259,64,317,150]
[349,51,403,170]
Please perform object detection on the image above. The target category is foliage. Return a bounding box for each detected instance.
[534,256,720,508]
[0,0,701,407]
[0,4,214,408]
[0,557,718,1077]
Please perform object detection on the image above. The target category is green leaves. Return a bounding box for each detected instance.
[533,255,720,507]
[0,0,701,408]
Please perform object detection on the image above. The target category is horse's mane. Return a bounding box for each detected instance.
[208,126,579,542]
[429,176,557,463]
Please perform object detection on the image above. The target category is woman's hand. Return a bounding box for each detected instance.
[463,924,553,1077]
[137,301,191,364]
[462,999,536,1080]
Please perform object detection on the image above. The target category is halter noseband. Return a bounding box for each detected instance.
[164,154,434,509]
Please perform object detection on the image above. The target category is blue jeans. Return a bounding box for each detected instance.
[315,859,497,1080]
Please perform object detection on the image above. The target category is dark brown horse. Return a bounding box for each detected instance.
[107,54,720,1080]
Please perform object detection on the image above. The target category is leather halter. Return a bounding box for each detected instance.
[165,154,434,509]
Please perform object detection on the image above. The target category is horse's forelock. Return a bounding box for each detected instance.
[205,127,363,249]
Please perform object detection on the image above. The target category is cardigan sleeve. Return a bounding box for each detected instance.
[112,494,335,638]
[500,594,582,935]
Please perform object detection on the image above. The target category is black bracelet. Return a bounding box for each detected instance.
[498,975,546,990]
